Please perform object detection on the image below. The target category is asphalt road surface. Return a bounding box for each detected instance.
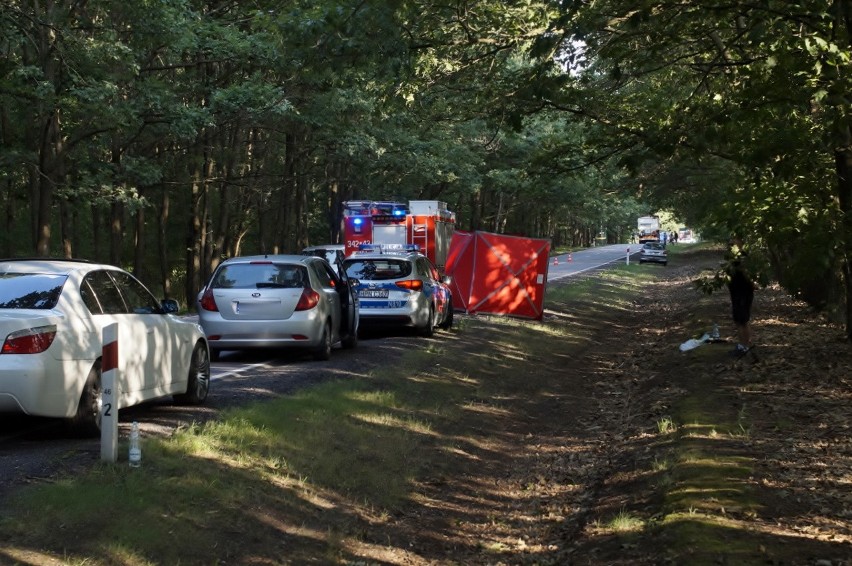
[548,243,639,282]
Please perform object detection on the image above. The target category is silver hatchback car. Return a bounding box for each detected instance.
[197,255,359,361]
[639,242,668,265]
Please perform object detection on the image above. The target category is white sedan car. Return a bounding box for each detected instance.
[0,259,210,434]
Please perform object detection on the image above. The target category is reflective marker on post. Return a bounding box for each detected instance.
[100,323,119,462]
[626,247,630,266]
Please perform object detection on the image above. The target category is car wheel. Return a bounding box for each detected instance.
[439,298,454,330]
[175,341,211,405]
[420,306,436,337]
[313,321,332,361]
[71,361,102,437]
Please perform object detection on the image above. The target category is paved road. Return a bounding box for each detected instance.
[547,243,639,282]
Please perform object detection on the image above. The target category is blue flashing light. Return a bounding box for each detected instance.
[353,217,363,226]
[393,209,405,217]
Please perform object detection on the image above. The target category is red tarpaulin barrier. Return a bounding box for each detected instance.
[445,230,550,320]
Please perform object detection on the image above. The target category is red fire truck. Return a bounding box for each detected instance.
[342,200,456,272]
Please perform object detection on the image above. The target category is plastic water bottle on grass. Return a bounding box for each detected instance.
[129,422,142,468]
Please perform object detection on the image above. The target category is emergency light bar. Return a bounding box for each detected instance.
[357,243,420,254]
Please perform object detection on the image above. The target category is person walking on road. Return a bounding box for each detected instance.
[727,236,755,356]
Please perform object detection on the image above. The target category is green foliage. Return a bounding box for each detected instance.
[564,0,852,325]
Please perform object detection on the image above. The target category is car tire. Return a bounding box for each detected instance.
[313,321,332,361]
[70,361,102,437]
[175,341,211,405]
[420,306,436,337]
[439,298,454,330]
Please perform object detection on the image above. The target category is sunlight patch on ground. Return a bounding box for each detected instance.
[351,412,435,436]
[462,401,513,416]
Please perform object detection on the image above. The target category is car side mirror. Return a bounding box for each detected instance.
[348,278,360,287]
[161,298,180,314]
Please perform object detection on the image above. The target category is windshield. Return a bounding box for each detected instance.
[212,263,308,289]
[0,273,66,309]
[344,259,412,281]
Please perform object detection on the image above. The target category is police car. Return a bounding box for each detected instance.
[342,245,453,336]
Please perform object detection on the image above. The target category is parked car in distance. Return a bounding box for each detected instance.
[342,245,453,336]
[639,242,668,265]
[197,254,359,361]
[302,244,346,276]
[0,258,210,435]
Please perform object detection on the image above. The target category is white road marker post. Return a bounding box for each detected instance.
[100,323,119,462]
[626,247,630,266]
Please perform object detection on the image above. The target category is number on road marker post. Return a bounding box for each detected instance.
[100,323,119,462]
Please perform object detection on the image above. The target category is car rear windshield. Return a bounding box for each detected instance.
[0,273,66,309]
[211,263,308,289]
[344,259,412,281]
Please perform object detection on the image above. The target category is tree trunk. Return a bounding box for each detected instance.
[109,200,124,265]
[91,205,102,261]
[3,178,12,257]
[158,187,172,300]
[59,196,72,258]
[296,170,309,250]
[835,140,852,340]
[185,170,204,308]
[133,202,146,279]
[835,3,852,340]
[36,110,62,256]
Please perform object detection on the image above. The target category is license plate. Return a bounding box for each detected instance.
[360,289,389,299]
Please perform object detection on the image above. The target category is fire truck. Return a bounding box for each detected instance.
[342,200,456,272]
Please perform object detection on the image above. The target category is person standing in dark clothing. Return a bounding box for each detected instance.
[727,237,754,355]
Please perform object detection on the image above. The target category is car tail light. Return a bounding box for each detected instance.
[295,288,320,311]
[2,325,57,354]
[396,279,423,291]
[199,289,219,312]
